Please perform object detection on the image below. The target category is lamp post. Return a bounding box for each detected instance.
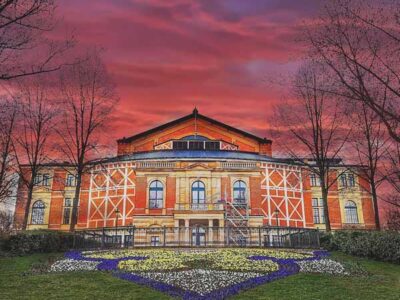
[114,208,120,243]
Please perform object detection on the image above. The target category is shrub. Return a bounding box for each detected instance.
[320,230,400,264]
[2,230,75,255]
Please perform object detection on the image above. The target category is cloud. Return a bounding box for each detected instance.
[56,0,318,143]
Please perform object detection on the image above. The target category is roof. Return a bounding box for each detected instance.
[102,150,283,164]
[117,108,272,144]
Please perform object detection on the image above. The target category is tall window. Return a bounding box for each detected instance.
[312,198,325,224]
[345,200,359,224]
[149,180,163,208]
[31,200,45,224]
[62,198,73,224]
[66,174,76,187]
[233,180,247,205]
[192,181,205,207]
[310,174,320,187]
[340,174,347,187]
[347,174,355,187]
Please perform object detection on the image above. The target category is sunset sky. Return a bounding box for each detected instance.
[58,0,321,140]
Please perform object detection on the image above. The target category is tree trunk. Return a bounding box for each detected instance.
[69,171,82,232]
[370,180,381,230]
[22,180,35,230]
[321,187,332,232]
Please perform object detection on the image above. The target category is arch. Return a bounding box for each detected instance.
[31,200,45,224]
[192,180,206,206]
[233,180,247,204]
[149,180,163,208]
[344,200,359,224]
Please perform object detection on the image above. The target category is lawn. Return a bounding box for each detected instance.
[0,250,399,300]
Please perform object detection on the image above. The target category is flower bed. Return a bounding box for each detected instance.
[49,248,336,299]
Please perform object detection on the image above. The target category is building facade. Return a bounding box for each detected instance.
[14,109,377,239]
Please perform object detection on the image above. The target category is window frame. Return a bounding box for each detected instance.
[31,200,45,225]
[192,180,206,206]
[312,198,325,224]
[344,200,359,224]
[66,174,76,187]
[233,180,247,205]
[310,173,321,187]
[149,180,164,209]
[150,236,160,247]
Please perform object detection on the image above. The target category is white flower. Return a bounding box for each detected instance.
[138,269,263,295]
[50,259,99,272]
[298,259,349,275]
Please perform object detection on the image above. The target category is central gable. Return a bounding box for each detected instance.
[117,109,272,156]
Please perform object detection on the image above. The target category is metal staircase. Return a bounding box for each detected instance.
[224,200,250,246]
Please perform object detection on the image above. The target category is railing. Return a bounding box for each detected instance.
[220,161,258,169]
[136,161,176,169]
[72,226,320,249]
[174,203,224,211]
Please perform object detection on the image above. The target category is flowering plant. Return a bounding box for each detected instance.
[50,248,337,299]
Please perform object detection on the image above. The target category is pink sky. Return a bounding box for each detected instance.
[58,0,321,140]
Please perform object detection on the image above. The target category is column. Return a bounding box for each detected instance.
[208,219,213,245]
[174,219,179,246]
[219,219,225,246]
[185,219,190,246]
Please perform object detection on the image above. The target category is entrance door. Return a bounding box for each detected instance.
[192,226,206,246]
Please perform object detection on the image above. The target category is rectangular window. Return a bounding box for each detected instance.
[151,236,160,247]
[189,141,203,150]
[62,198,72,224]
[62,198,79,224]
[205,141,220,150]
[310,174,320,187]
[340,174,347,187]
[42,174,50,186]
[33,174,42,185]
[312,198,325,224]
[173,141,188,150]
[347,174,355,187]
[34,174,50,186]
[66,174,76,187]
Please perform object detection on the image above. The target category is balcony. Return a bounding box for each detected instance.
[174,203,224,211]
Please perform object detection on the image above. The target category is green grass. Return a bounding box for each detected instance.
[0,253,169,300]
[0,252,399,300]
[234,252,400,300]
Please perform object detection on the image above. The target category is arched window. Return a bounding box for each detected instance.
[192,181,205,206]
[233,180,247,205]
[149,180,163,208]
[344,201,359,224]
[31,200,45,224]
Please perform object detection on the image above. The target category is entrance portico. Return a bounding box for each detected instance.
[173,213,225,246]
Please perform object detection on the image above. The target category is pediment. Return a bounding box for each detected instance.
[186,162,211,170]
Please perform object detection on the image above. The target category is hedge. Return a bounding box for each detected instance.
[1,230,75,255]
[321,230,400,264]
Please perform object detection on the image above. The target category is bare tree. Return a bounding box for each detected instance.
[274,63,350,232]
[345,102,390,230]
[57,49,118,232]
[0,99,18,205]
[0,211,13,235]
[386,208,400,231]
[382,142,400,208]
[0,0,74,81]
[13,76,57,229]
[306,0,400,143]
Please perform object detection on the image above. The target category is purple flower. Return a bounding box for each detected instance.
[63,249,330,299]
